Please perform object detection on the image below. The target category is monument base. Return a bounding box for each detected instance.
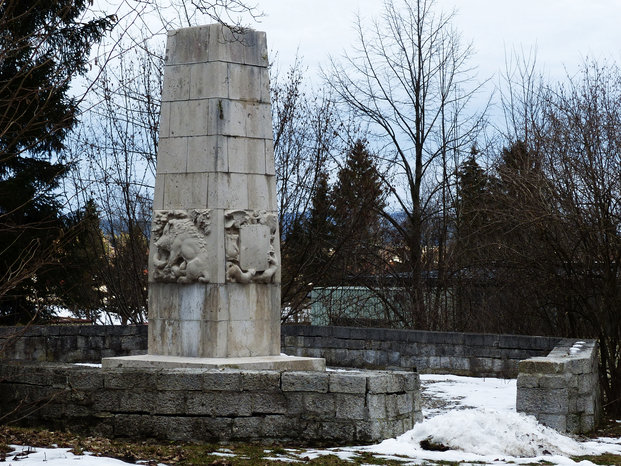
[102,354,325,371]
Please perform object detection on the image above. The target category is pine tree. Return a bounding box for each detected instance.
[456,148,490,249]
[0,0,114,323]
[330,139,386,281]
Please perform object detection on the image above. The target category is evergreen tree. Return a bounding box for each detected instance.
[455,148,490,252]
[298,169,333,286]
[453,148,493,328]
[330,139,386,280]
[0,0,114,323]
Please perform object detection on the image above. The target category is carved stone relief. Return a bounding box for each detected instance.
[151,209,212,283]
[224,210,279,284]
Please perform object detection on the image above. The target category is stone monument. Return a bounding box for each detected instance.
[103,24,324,371]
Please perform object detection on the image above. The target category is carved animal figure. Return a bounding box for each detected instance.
[153,215,211,283]
[226,262,256,283]
[254,250,278,283]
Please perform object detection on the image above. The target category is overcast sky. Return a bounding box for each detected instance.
[249,0,621,86]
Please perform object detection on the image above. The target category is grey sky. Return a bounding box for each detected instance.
[250,0,621,84]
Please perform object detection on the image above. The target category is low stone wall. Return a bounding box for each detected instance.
[516,339,601,433]
[1,324,562,378]
[282,325,561,378]
[0,362,421,445]
[0,325,147,362]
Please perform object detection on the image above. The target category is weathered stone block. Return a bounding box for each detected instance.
[93,389,121,411]
[537,413,567,432]
[227,136,266,174]
[329,372,367,394]
[155,370,203,391]
[159,102,171,139]
[265,138,275,175]
[232,416,262,439]
[152,391,187,414]
[385,394,399,418]
[260,415,298,439]
[241,370,281,391]
[518,357,565,374]
[117,390,155,413]
[538,374,570,389]
[162,172,209,209]
[248,391,288,414]
[162,64,191,102]
[228,63,265,102]
[517,387,569,414]
[367,373,403,394]
[165,26,210,65]
[201,371,242,391]
[567,357,592,375]
[367,393,386,419]
[577,395,596,415]
[104,370,155,390]
[581,414,595,432]
[66,370,104,390]
[282,371,329,392]
[303,392,335,416]
[517,374,539,388]
[206,25,268,67]
[197,416,234,440]
[186,135,228,173]
[186,391,251,416]
[334,393,366,420]
[284,392,304,415]
[189,61,228,100]
[396,392,414,415]
[319,421,355,442]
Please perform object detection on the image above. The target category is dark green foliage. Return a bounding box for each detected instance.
[330,139,386,279]
[0,0,114,323]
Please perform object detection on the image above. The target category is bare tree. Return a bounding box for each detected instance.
[483,58,621,414]
[66,34,163,324]
[271,59,351,321]
[535,61,621,415]
[326,0,484,328]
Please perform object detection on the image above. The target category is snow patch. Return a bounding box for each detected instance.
[392,408,585,457]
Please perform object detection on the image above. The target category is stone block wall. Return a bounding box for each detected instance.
[0,362,421,445]
[282,325,560,378]
[516,339,601,433]
[2,324,562,378]
[0,325,147,363]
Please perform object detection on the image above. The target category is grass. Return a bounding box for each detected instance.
[3,422,621,465]
[0,425,407,465]
[570,453,621,465]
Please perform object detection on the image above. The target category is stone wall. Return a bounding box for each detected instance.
[282,325,561,378]
[516,339,601,433]
[0,325,147,363]
[0,362,421,445]
[1,324,562,378]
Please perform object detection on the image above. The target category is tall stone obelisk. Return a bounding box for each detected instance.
[103,24,323,370]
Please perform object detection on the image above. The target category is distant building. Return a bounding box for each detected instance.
[309,286,408,327]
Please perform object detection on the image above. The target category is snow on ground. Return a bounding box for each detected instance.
[6,372,621,465]
[6,446,149,465]
[420,373,516,417]
[355,374,621,465]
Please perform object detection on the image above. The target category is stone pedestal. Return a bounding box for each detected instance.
[103,24,323,371]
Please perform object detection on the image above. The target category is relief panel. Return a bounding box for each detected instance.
[150,209,212,284]
[224,210,279,284]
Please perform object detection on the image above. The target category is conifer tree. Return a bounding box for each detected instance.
[0,0,114,323]
[330,139,386,280]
